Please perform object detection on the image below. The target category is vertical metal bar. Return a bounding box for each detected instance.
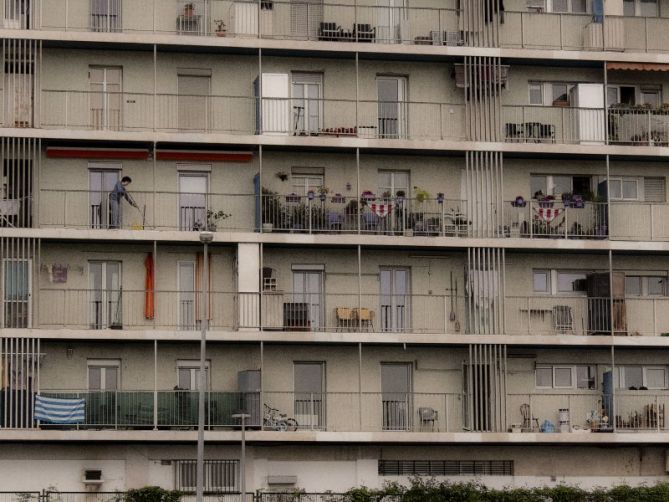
[153,339,158,430]
[358,342,362,431]
[357,245,362,332]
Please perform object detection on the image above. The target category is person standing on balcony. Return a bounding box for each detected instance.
[109,176,138,229]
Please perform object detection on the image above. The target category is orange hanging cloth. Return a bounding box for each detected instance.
[144,253,155,320]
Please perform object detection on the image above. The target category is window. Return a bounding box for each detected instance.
[291,73,323,134]
[548,0,587,12]
[87,359,120,390]
[624,0,658,16]
[294,362,325,429]
[291,172,324,196]
[176,360,210,391]
[528,82,576,106]
[3,258,31,328]
[533,270,550,293]
[557,271,587,293]
[626,275,667,296]
[607,85,661,106]
[531,174,590,198]
[616,366,667,389]
[608,177,638,201]
[174,460,238,492]
[378,460,514,476]
[536,365,596,389]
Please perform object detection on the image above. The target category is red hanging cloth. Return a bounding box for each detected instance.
[144,253,155,320]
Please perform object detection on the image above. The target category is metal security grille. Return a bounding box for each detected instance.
[174,459,239,493]
[1,336,41,429]
[378,459,514,476]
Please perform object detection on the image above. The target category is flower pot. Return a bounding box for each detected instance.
[216,31,226,37]
[262,223,273,233]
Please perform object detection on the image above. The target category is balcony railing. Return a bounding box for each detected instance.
[31,390,669,433]
[608,107,669,146]
[37,91,465,141]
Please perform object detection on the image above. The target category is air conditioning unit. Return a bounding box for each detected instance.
[82,469,104,490]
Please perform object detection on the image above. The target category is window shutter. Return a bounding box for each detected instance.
[644,177,666,203]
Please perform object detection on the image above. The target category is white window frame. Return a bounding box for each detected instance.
[608,177,639,201]
[533,269,551,294]
[176,359,211,390]
[528,82,576,106]
[535,364,597,390]
[534,269,588,296]
[607,84,662,106]
[291,172,324,196]
[623,0,659,17]
[625,274,667,297]
[87,359,121,390]
[616,365,667,389]
[547,0,589,13]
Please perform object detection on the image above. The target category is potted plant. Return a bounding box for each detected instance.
[276,171,288,182]
[360,190,375,205]
[214,19,226,37]
[413,186,430,204]
[331,193,346,204]
[201,209,230,232]
[318,186,329,202]
[436,192,445,204]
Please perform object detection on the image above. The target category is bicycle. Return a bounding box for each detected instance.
[263,403,298,431]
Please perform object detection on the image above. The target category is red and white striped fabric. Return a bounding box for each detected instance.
[370,203,393,217]
[536,207,562,222]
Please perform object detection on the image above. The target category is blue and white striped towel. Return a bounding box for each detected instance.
[34,395,85,424]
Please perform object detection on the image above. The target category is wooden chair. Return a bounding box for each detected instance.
[335,307,354,331]
[356,308,375,331]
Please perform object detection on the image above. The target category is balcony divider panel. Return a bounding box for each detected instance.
[1,38,41,130]
[1,336,41,429]
[467,343,507,432]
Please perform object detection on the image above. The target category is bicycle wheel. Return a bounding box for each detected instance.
[276,420,288,432]
[285,418,298,431]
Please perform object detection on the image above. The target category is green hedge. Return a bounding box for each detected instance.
[343,478,669,502]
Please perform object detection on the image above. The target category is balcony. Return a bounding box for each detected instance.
[37,91,465,142]
[28,390,669,433]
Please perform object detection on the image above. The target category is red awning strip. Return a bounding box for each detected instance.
[46,147,150,160]
[607,62,669,72]
[156,150,253,162]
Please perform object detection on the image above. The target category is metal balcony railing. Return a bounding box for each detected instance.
[30,390,669,433]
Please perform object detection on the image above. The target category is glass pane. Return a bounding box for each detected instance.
[557,272,586,292]
[531,176,547,197]
[381,364,410,393]
[552,0,568,12]
[554,367,573,387]
[378,78,399,102]
[178,368,191,390]
[639,0,657,17]
[535,367,552,387]
[622,180,637,199]
[609,179,622,199]
[105,367,118,390]
[624,366,643,388]
[571,0,586,12]
[294,363,324,393]
[623,0,635,15]
[648,277,666,296]
[552,176,572,195]
[4,261,28,299]
[576,366,596,389]
[88,367,102,390]
[641,91,660,107]
[552,84,568,103]
[646,368,665,389]
[529,84,543,105]
[533,271,549,293]
[625,276,642,296]
[607,86,619,107]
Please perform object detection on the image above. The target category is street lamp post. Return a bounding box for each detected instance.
[232,412,251,501]
[196,230,214,502]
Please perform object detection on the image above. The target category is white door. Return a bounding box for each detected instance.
[3,0,30,29]
[261,73,290,135]
[178,261,196,330]
[89,66,122,130]
[377,0,409,43]
[292,270,323,329]
[89,261,122,329]
[294,362,325,429]
[178,74,211,132]
[179,172,208,230]
[2,258,31,328]
[377,76,407,139]
[291,73,322,135]
[177,362,210,390]
[4,72,32,127]
[380,267,410,332]
[88,362,119,391]
[90,0,121,32]
[290,0,322,40]
[381,363,412,430]
[89,168,119,228]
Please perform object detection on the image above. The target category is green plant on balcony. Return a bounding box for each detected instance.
[193,209,230,232]
[413,186,430,204]
[261,187,283,230]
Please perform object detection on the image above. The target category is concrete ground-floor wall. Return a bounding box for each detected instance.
[0,443,668,492]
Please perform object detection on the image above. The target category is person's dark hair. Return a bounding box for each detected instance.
[121,176,132,183]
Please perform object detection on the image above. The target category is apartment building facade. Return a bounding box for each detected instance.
[2,0,669,494]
